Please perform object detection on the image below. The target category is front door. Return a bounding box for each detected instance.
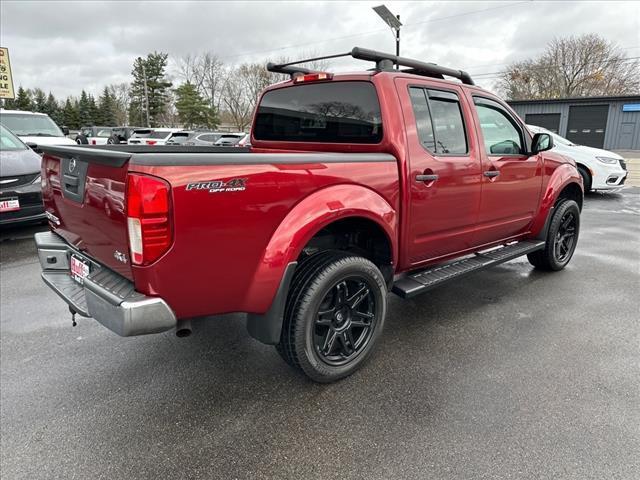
[471,96,543,246]
[397,79,482,267]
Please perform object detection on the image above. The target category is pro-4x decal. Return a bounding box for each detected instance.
[186,178,247,193]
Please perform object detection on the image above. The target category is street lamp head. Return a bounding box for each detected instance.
[372,4,402,30]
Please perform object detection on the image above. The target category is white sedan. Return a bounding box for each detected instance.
[528,125,628,192]
[128,128,183,146]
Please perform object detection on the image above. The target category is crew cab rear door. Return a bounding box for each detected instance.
[395,78,482,267]
[467,95,542,245]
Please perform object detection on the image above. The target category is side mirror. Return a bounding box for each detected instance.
[532,133,553,154]
[61,126,70,136]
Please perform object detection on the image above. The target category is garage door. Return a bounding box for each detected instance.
[525,113,561,133]
[566,105,609,148]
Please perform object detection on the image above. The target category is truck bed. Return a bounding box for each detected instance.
[39,144,399,318]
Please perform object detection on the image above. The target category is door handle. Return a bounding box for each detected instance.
[483,170,500,178]
[416,174,439,182]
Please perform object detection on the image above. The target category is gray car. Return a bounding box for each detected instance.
[0,124,46,225]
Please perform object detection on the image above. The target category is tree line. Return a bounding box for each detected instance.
[2,34,637,130]
[3,85,126,130]
[1,49,322,131]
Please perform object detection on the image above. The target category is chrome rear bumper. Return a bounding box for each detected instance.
[35,231,176,336]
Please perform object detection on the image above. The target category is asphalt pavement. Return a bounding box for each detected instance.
[1,189,639,480]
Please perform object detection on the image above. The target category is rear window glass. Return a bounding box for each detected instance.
[131,130,152,138]
[148,131,173,139]
[254,81,383,144]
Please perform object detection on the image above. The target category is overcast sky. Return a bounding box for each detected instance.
[1,0,639,99]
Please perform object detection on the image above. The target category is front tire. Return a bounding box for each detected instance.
[528,199,580,271]
[276,252,387,383]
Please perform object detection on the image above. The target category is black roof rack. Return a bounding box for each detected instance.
[266,46,475,85]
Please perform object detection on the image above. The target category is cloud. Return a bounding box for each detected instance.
[1,0,638,98]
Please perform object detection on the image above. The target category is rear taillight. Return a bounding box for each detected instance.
[146,140,157,145]
[126,174,172,266]
[91,139,97,145]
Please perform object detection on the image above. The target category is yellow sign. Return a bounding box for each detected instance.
[0,47,15,100]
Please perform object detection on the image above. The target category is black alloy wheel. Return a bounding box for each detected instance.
[553,210,577,264]
[314,276,377,366]
[276,251,387,383]
[527,199,580,271]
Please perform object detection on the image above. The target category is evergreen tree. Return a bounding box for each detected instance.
[129,52,172,127]
[88,94,99,125]
[62,98,80,129]
[175,82,218,128]
[31,88,47,112]
[98,87,117,126]
[14,86,33,111]
[78,90,93,126]
[43,93,62,125]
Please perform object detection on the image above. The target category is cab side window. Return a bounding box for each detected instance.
[409,87,467,155]
[409,87,436,151]
[474,98,524,155]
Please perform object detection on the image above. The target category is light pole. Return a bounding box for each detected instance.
[372,4,402,69]
[142,63,150,127]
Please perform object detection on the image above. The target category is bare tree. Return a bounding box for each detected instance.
[177,54,200,86]
[178,52,228,113]
[499,34,640,100]
[107,83,131,126]
[200,53,227,112]
[155,89,179,127]
[223,67,253,131]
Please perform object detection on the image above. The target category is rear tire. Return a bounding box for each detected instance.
[76,134,88,145]
[276,251,387,383]
[527,199,580,271]
[578,166,592,194]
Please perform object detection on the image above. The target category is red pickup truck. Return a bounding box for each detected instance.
[36,48,582,382]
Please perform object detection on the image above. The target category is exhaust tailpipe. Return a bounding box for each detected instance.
[175,319,192,338]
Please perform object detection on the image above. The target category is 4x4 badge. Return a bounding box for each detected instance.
[186,178,247,193]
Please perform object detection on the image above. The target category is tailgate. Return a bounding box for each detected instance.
[40,146,134,280]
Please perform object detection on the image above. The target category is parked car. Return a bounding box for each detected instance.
[107,126,144,145]
[528,124,628,192]
[182,131,226,146]
[76,126,114,145]
[128,128,182,146]
[127,128,154,145]
[164,131,194,145]
[0,110,75,150]
[35,47,583,383]
[214,133,245,146]
[0,124,46,225]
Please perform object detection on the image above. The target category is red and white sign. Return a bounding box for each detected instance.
[70,255,90,284]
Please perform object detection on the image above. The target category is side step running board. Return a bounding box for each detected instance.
[392,240,545,299]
